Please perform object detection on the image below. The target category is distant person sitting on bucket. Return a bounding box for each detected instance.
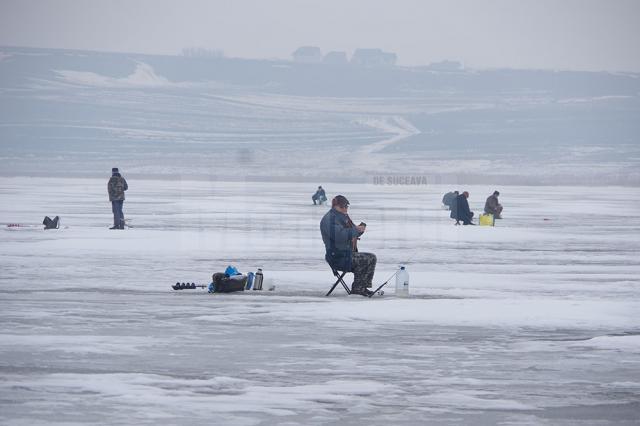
[320,195,377,296]
[452,191,475,225]
[442,190,458,210]
[484,190,503,219]
[312,186,327,205]
[108,167,128,229]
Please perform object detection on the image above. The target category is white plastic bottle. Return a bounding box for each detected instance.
[395,266,409,297]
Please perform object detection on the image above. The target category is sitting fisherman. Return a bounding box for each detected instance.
[312,185,327,205]
[442,190,459,210]
[320,195,377,296]
[451,191,475,225]
[484,190,503,219]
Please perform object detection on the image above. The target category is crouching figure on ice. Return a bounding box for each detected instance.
[320,195,377,296]
[451,191,475,225]
[484,190,503,219]
[312,186,327,205]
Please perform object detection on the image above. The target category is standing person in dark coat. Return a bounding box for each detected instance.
[108,167,128,229]
[442,190,458,210]
[312,186,327,205]
[453,191,474,225]
[320,195,377,296]
[484,191,503,219]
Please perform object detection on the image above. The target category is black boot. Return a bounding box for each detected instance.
[351,286,374,297]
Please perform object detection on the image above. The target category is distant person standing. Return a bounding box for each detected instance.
[484,190,503,219]
[108,167,128,229]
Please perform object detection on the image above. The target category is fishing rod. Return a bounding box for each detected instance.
[369,247,423,296]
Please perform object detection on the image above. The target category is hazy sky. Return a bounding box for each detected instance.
[1,0,639,72]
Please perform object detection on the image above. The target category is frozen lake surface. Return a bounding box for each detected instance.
[1,178,639,425]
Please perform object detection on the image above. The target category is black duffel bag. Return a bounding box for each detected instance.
[211,272,247,293]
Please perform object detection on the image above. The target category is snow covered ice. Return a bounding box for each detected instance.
[1,44,640,424]
[1,178,639,425]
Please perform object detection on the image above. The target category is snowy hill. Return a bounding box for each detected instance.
[1,46,639,184]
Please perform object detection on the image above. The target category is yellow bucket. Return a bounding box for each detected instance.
[479,213,494,226]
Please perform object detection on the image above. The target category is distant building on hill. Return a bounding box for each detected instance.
[323,51,348,64]
[182,47,224,58]
[351,48,397,67]
[292,46,323,63]
[427,60,464,71]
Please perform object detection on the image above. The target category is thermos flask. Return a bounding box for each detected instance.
[253,268,263,290]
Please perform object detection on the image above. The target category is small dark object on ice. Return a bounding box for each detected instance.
[43,216,60,230]
[350,286,385,297]
[172,282,206,290]
[368,282,389,298]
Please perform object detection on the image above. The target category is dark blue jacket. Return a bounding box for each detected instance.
[320,208,361,272]
[453,194,473,223]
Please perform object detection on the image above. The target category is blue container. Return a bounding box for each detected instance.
[246,272,255,290]
[225,265,240,276]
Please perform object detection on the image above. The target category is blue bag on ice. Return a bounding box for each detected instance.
[225,265,241,276]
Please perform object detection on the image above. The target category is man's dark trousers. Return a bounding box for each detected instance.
[351,252,377,290]
[112,200,124,229]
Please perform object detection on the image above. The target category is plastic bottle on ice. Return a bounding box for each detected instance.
[246,272,255,290]
[395,266,409,297]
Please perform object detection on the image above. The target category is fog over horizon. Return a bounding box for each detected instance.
[1,44,639,186]
[1,0,640,73]
[1,1,639,186]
